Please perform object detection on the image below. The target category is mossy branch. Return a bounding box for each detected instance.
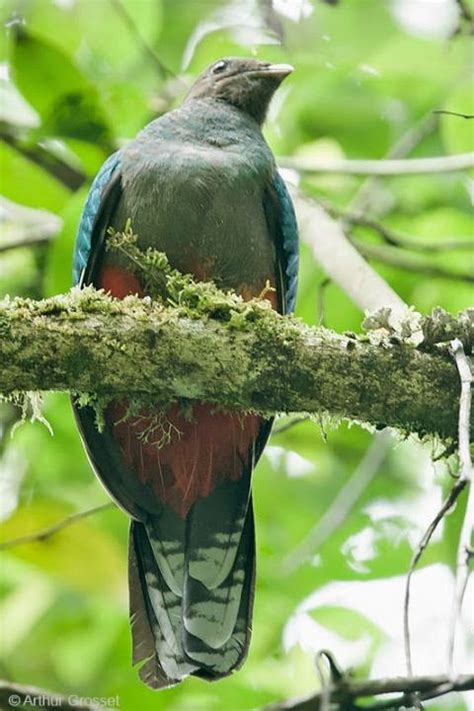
[0,229,472,441]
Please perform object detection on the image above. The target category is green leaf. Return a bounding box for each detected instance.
[310,604,384,645]
[10,27,113,148]
[0,500,125,594]
[0,141,70,212]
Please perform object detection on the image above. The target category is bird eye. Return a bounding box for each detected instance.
[212,60,228,74]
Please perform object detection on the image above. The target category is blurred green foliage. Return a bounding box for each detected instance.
[0,1,472,709]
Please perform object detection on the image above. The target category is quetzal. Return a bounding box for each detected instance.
[72,57,298,688]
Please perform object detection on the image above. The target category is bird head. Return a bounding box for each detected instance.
[185,57,293,125]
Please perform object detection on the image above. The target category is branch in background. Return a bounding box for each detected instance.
[402,339,472,675]
[279,152,474,176]
[0,503,114,551]
[0,680,111,711]
[314,651,337,711]
[272,415,309,435]
[450,340,474,488]
[347,112,438,216]
[0,289,470,441]
[0,130,87,191]
[454,0,474,34]
[403,477,467,676]
[264,673,474,711]
[289,114,440,320]
[447,338,473,672]
[311,197,473,287]
[258,0,286,43]
[0,197,63,254]
[0,233,51,253]
[320,200,472,254]
[109,0,175,79]
[282,430,392,572]
[290,106,472,703]
[351,239,474,283]
[434,110,474,120]
[292,189,408,315]
[316,276,331,326]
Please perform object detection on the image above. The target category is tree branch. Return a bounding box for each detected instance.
[319,200,472,254]
[264,673,474,710]
[292,190,407,315]
[282,430,392,571]
[453,0,474,34]
[278,152,474,175]
[0,287,471,441]
[0,503,114,551]
[403,476,467,676]
[0,197,63,254]
[351,239,474,283]
[109,0,175,79]
[347,111,438,217]
[434,110,474,120]
[447,338,473,672]
[0,130,87,191]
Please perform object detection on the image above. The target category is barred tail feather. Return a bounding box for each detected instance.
[129,521,197,688]
[183,505,256,676]
[129,505,256,688]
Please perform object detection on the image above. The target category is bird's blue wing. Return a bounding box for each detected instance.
[72,151,122,285]
[274,172,298,314]
[265,171,299,315]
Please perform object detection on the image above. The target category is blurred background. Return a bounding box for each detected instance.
[0,0,473,709]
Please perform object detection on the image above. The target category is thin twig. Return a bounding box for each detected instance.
[450,339,474,485]
[272,415,309,435]
[0,503,115,550]
[0,232,54,254]
[282,430,392,572]
[109,0,174,78]
[0,130,87,191]
[454,0,474,33]
[320,201,472,253]
[279,152,474,176]
[315,653,332,711]
[348,112,438,216]
[403,478,467,676]
[352,239,474,283]
[264,673,474,710]
[434,110,474,120]
[447,338,473,672]
[448,561,472,672]
[317,276,331,326]
[293,189,408,316]
[455,0,474,21]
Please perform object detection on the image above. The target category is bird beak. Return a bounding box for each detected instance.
[250,63,294,80]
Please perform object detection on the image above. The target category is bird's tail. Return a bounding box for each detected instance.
[128,504,256,689]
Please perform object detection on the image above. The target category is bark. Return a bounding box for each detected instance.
[265,673,474,710]
[0,288,471,441]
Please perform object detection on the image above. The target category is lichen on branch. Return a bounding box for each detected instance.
[106,221,277,324]
[0,228,472,441]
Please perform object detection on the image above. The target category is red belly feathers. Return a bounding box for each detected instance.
[97,263,273,518]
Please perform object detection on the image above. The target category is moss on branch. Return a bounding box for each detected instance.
[0,227,472,440]
[0,279,471,440]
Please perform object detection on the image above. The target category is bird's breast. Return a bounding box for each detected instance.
[110,138,277,293]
